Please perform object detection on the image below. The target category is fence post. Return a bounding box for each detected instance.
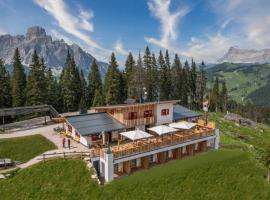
[63,152,66,159]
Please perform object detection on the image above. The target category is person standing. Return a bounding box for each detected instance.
[68,138,71,149]
[62,137,66,148]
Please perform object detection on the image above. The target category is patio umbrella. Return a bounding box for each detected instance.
[169,121,197,130]
[148,125,178,136]
[120,129,153,141]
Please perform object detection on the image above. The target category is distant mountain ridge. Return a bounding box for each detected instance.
[218,46,270,64]
[0,26,108,77]
[207,62,270,107]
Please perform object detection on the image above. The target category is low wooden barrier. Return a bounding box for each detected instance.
[113,130,215,159]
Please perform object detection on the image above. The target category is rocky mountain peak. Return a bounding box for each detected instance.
[218,46,270,64]
[26,26,47,40]
[0,26,108,77]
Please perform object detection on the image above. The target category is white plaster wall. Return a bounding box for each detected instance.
[156,103,173,125]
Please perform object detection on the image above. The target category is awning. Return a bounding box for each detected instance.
[169,121,197,130]
[120,129,153,141]
[148,125,178,135]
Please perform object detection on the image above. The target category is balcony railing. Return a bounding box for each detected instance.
[123,116,155,127]
[111,129,215,159]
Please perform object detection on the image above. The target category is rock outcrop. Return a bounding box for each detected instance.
[224,113,256,126]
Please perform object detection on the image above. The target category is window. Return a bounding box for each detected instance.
[128,112,138,120]
[161,109,169,116]
[144,110,153,118]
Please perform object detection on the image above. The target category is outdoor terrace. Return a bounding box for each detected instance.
[111,127,214,159]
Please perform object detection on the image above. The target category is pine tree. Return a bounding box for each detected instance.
[129,52,145,100]
[88,59,102,106]
[158,51,171,101]
[46,68,62,111]
[119,71,127,103]
[197,61,207,109]
[60,52,81,111]
[151,53,159,101]
[144,46,156,101]
[92,89,104,107]
[171,54,182,100]
[80,70,87,102]
[190,59,197,109]
[164,50,172,99]
[104,53,121,105]
[26,50,47,105]
[220,81,228,113]
[124,52,136,98]
[181,60,190,106]
[210,77,220,112]
[0,59,11,108]
[11,48,26,107]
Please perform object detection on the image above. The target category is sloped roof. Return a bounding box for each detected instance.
[65,112,127,136]
[173,105,201,121]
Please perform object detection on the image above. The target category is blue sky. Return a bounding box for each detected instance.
[0,0,270,65]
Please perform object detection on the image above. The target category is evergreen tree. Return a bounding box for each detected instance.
[79,69,88,109]
[0,59,11,108]
[181,60,190,106]
[88,59,102,106]
[104,53,121,105]
[60,52,81,111]
[158,51,171,101]
[26,50,47,105]
[129,52,145,100]
[144,46,156,101]
[220,81,228,112]
[210,77,220,112]
[124,52,136,98]
[92,89,104,107]
[190,59,197,109]
[197,61,207,109]
[171,54,182,100]
[119,71,127,103]
[151,53,159,101]
[11,48,26,107]
[164,50,172,99]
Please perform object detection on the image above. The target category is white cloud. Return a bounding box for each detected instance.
[183,33,235,63]
[210,0,270,49]
[114,39,129,55]
[145,0,190,49]
[50,29,74,45]
[34,0,108,52]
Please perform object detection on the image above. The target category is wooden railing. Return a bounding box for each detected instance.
[124,116,155,127]
[112,130,215,159]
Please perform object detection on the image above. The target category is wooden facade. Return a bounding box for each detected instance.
[94,103,156,128]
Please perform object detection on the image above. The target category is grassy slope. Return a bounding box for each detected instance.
[208,112,270,152]
[0,150,269,200]
[1,113,270,199]
[0,135,56,162]
[207,63,270,104]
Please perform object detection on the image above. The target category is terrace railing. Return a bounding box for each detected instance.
[112,130,215,159]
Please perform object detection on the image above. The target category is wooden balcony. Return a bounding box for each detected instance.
[123,116,155,128]
[111,127,215,160]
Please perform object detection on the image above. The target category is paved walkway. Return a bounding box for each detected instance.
[0,123,91,169]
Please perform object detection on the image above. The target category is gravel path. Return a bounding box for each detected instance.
[0,124,90,169]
